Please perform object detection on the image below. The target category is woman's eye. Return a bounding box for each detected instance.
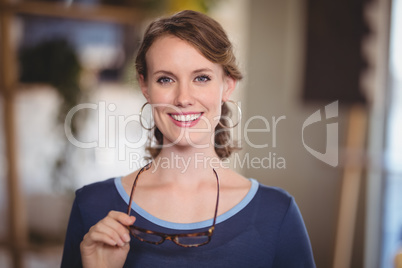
[194,75,211,83]
[157,77,173,84]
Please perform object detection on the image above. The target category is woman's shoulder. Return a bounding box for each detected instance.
[256,182,293,200]
[68,178,124,231]
[74,177,120,205]
[252,180,295,213]
[249,181,306,234]
[76,177,116,195]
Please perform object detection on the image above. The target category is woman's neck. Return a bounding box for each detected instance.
[149,147,225,183]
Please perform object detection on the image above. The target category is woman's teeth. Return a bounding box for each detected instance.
[171,113,201,122]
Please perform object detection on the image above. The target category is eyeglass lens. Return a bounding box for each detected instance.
[129,227,211,247]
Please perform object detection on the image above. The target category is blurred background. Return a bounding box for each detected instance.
[0,0,401,267]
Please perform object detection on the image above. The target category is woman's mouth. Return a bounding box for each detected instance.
[169,113,203,127]
[170,113,202,122]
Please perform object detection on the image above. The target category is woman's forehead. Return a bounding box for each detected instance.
[145,35,222,74]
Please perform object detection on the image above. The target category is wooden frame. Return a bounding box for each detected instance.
[0,1,144,267]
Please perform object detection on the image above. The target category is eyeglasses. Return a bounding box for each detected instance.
[126,162,220,248]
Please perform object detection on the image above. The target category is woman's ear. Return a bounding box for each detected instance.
[139,75,150,101]
[222,76,237,102]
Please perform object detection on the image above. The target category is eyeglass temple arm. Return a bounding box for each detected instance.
[212,168,220,228]
[127,164,218,228]
[127,162,152,215]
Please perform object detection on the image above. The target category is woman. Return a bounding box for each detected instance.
[61,10,315,267]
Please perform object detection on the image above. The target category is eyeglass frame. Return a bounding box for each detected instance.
[126,162,220,248]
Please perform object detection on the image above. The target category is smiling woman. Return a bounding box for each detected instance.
[135,10,243,160]
[61,10,316,268]
[139,35,236,151]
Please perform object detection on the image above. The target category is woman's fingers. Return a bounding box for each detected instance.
[83,227,120,247]
[91,221,125,247]
[80,211,135,268]
[104,211,136,244]
[82,211,136,247]
[107,211,136,227]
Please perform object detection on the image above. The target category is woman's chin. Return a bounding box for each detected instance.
[162,135,213,151]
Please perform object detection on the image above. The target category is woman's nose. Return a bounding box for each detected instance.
[174,83,194,107]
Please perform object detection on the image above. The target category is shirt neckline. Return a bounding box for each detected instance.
[114,177,259,230]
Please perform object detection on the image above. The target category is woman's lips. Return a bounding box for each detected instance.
[169,112,203,127]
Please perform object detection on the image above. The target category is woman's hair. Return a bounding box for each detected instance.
[135,10,243,159]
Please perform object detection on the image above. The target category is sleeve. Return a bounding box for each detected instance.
[272,197,316,268]
[61,195,85,268]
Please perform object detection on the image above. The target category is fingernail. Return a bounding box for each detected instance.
[123,234,131,242]
[118,240,125,247]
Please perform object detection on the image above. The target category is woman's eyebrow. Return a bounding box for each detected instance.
[152,68,213,76]
[152,70,176,77]
[192,68,213,74]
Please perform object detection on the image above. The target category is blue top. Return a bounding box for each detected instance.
[61,177,316,267]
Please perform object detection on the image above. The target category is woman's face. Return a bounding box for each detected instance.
[140,35,236,150]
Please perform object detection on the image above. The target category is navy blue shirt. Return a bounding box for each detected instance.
[61,178,315,267]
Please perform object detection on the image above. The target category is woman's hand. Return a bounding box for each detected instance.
[80,211,135,268]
